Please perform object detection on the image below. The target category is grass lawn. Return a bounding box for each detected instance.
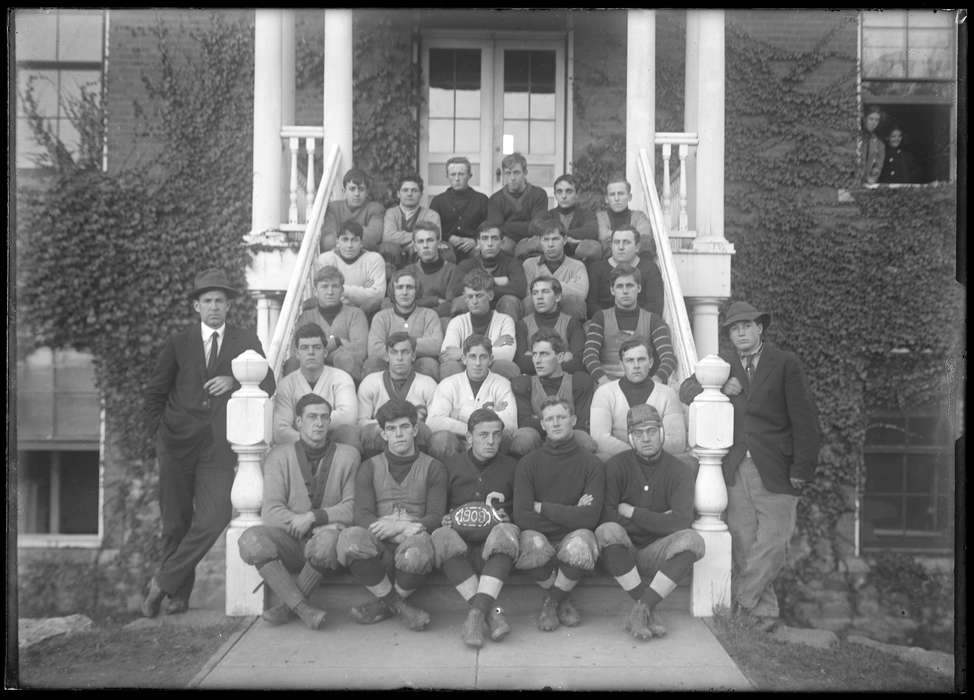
[15,615,244,690]
[707,612,955,692]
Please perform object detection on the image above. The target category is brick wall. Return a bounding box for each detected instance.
[105,9,253,176]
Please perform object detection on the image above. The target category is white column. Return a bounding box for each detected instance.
[687,10,726,243]
[683,10,699,232]
[687,296,722,358]
[688,355,733,617]
[324,9,354,186]
[225,351,274,616]
[252,10,285,233]
[281,11,295,128]
[254,294,283,351]
[625,10,656,213]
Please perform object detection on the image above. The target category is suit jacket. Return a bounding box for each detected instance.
[145,324,276,467]
[679,343,819,495]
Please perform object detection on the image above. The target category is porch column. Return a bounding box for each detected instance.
[252,10,285,232]
[625,9,655,213]
[225,351,274,616]
[688,355,733,617]
[685,10,726,243]
[324,9,354,185]
[687,296,722,358]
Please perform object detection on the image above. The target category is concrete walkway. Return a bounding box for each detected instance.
[189,581,752,691]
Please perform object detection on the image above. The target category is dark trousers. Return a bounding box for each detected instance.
[155,436,234,600]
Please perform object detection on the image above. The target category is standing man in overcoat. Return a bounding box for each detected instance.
[142,268,276,616]
[679,301,819,631]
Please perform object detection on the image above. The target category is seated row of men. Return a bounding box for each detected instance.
[240,393,704,648]
[274,325,688,466]
[320,153,656,269]
[295,250,673,385]
[314,157,664,321]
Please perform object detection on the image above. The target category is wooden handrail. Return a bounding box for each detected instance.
[265,142,341,380]
[637,147,699,385]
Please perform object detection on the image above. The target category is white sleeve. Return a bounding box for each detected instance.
[357,376,378,426]
[426,380,467,436]
[589,384,630,455]
[658,385,688,454]
[492,313,517,362]
[330,373,359,426]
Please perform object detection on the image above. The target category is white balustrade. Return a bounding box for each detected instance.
[281,126,325,231]
[225,350,274,616]
[688,354,734,616]
[655,132,698,238]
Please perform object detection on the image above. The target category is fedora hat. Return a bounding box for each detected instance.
[189,268,239,300]
[721,301,770,330]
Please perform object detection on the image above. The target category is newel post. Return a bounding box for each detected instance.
[225,350,273,616]
[689,354,734,616]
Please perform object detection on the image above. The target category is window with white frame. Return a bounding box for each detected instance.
[15,8,105,170]
[17,348,102,545]
[861,405,955,552]
[860,9,958,184]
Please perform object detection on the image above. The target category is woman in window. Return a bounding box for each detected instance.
[859,105,885,186]
[879,126,918,185]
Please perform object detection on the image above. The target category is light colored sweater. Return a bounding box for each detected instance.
[383,205,441,245]
[272,367,358,445]
[427,371,517,437]
[589,379,687,458]
[357,370,439,426]
[315,250,386,310]
[295,303,368,364]
[261,440,359,532]
[441,311,517,363]
[367,306,443,360]
[522,255,589,300]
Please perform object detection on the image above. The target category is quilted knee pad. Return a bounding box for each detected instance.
[482,522,520,561]
[237,526,279,567]
[595,521,632,551]
[557,529,599,570]
[395,532,435,575]
[336,526,379,568]
[664,529,707,562]
[514,529,556,570]
[305,528,341,571]
[431,526,469,569]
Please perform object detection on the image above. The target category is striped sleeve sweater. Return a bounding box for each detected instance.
[582,307,677,383]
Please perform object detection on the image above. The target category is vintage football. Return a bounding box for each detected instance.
[451,501,502,542]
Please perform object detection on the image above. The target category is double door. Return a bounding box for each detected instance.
[420,34,567,201]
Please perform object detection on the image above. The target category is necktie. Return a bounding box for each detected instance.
[744,355,755,383]
[206,331,219,377]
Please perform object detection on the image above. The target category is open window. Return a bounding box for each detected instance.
[860,9,958,184]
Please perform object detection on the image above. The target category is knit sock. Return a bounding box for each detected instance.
[548,564,584,602]
[523,560,557,589]
[348,557,387,588]
[395,570,428,598]
[442,556,478,601]
[601,544,647,601]
[643,552,695,609]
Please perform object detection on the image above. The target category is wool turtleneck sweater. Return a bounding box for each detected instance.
[443,449,518,513]
[601,447,694,547]
[512,435,605,538]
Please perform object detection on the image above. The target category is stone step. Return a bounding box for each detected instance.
[303,573,691,616]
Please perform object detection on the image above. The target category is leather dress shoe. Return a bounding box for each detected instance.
[141,578,166,618]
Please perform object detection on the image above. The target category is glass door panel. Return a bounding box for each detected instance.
[421,41,493,200]
[494,42,564,200]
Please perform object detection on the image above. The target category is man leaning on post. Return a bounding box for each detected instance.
[679,300,820,633]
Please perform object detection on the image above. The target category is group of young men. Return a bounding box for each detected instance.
[140,153,820,651]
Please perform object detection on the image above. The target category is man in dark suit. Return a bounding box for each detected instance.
[679,301,819,632]
[142,268,276,617]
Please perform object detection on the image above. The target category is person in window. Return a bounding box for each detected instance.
[879,126,918,185]
[859,105,885,186]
